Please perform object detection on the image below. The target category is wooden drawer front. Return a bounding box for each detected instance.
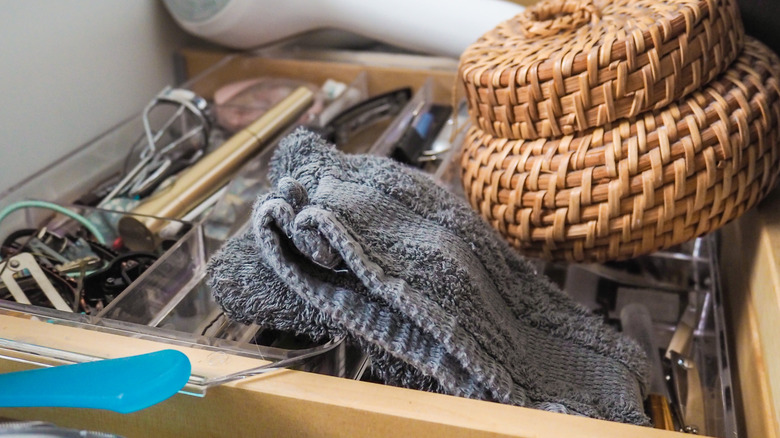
[0,315,679,438]
[721,192,780,438]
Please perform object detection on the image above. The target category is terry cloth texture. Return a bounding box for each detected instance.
[207,127,650,425]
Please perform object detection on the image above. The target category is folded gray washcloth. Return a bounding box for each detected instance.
[207,128,649,425]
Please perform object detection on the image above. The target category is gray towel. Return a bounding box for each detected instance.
[207,128,649,425]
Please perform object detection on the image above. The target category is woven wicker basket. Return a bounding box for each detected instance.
[459,0,744,140]
[461,37,780,262]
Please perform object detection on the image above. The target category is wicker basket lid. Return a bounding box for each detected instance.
[459,0,744,140]
[461,37,780,262]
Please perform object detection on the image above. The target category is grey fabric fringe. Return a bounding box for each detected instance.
[207,127,650,425]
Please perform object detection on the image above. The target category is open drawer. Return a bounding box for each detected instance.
[0,47,776,438]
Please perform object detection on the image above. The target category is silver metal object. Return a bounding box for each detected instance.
[98,88,210,207]
[670,351,707,435]
[0,253,71,312]
[55,256,102,274]
[27,239,70,265]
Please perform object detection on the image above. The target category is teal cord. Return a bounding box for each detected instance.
[0,200,107,245]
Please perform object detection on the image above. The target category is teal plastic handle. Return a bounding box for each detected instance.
[0,350,191,414]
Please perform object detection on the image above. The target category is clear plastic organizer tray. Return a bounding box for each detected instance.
[0,56,463,394]
[0,51,738,436]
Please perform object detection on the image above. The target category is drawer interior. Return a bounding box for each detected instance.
[0,47,772,438]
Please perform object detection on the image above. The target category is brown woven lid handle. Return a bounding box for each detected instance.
[519,0,601,38]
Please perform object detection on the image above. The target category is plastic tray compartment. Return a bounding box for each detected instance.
[0,59,377,392]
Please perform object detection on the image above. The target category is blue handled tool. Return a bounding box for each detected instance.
[0,349,191,414]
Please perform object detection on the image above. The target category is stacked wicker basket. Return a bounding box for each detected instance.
[459,0,780,261]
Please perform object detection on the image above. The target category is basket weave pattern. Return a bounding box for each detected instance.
[460,0,744,140]
[461,38,780,261]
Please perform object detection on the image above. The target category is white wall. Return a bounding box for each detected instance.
[0,1,191,194]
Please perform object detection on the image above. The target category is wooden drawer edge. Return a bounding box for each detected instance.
[178,47,459,104]
[721,198,780,438]
[0,314,685,438]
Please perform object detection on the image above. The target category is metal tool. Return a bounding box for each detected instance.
[118,86,314,251]
[98,88,210,208]
[665,293,707,435]
[670,351,707,435]
[0,253,71,312]
[315,88,412,146]
[54,255,102,274]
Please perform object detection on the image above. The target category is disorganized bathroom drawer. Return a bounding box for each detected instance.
[0,48,775,438]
